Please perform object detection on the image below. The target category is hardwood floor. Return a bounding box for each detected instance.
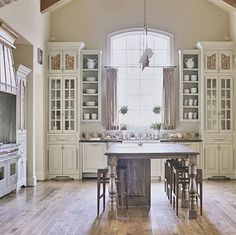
[0,180,236,235]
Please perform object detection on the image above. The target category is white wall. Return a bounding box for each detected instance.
[50,0,230,131]
[0,0,50,182]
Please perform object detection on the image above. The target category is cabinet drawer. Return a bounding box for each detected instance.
[204,135,233,143]
[48,135,77,143]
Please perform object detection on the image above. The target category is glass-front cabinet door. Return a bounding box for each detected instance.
[219,76,232,131]
[205,75,233,133]
[63,76,76,132]
[49,77,62,132]
[205,76,218,132]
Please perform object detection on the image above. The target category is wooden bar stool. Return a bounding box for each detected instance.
[196,168,203,215]
[172,165,203,216]
[166,159,180,204]
[172,165,189,216]
[97,168,108,217]
[97,166,128,217]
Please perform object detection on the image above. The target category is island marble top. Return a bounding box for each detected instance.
[105,143,199,157]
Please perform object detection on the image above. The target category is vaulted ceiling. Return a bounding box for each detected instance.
[40,0,72,13]
[0,0,235,12]
[223,0,236,8]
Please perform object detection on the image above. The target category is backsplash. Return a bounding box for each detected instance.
[81,129,198,140]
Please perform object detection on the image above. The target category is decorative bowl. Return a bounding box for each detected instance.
[85,77,96,81]
[85,101,96,106]
[86,89,96,94]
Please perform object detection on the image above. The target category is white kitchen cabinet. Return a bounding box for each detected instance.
[80,50,102,122]
[204,50,233,74]
[178,50,200,122]
[48,144,78,178]
[204,143,234,178]
[197,42,235,179]
[81,142,107,175]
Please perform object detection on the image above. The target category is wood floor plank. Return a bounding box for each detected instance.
[0,180,236,234]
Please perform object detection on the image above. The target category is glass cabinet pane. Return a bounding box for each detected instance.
[63,78,76,131]
[49,78,62,131]
[219,77,232,131]
[205,77,218,132]
[10,163,16,176]
[0,166,4,180]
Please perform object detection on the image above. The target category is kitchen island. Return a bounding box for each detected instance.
[105,142,199,219]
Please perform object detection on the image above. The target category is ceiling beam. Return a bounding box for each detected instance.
[40,0,72,13]
[222,0,236,8]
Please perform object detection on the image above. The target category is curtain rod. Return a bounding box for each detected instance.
[104,65,177,69]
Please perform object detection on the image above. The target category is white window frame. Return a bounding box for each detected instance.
[106,28,174,128]
[107,27,174,66]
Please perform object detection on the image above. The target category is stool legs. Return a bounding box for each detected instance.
[97,169,108,217]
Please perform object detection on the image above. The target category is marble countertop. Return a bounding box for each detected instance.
[105,143,199,156]
[160,138,202,142]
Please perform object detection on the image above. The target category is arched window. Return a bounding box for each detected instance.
[107,28,173,128]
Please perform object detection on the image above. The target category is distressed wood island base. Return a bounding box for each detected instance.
[105,143,199,219]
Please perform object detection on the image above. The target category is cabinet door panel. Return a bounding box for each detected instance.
[48,51,62,74]
[219,51,233,73]
[63,51,77,74]
[82,143,107,173]
[205,51,218,73]
[204,144,218,176]
[48,145,63,175]
[62,145,77,175]
[219,144,234,175]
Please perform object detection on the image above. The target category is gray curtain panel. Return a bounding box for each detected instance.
[105,67,118,130]
[162,67,176,129]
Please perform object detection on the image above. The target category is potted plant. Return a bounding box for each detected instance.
[150,105,162,132]
[119,106,128,130]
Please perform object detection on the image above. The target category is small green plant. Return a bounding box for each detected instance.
[150,105,162,130]
[150,122,162,130]
[153,105,161,115]
[119,106,128,115]
[119,106,128,130]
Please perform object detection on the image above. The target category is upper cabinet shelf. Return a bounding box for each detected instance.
[179,49,200,122]
[80,50,102,122]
